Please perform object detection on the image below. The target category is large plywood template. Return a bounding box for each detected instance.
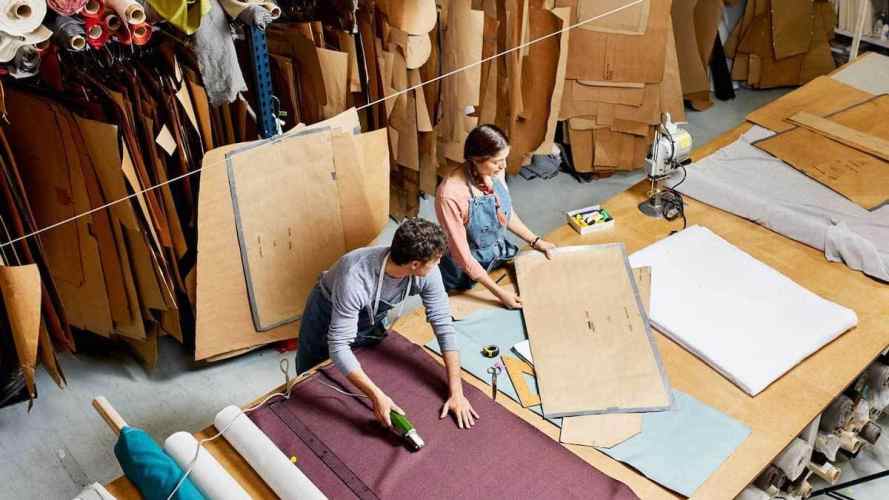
[788,112,889,162]
[746,76,872,133]
[515,244,672,417]
[577,0,649,35]
[227,128,344,331]
[755,95,889,209]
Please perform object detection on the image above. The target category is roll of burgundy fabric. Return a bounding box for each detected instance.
[249,332,639,500]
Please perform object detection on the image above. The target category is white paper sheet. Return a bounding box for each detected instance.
[629,226,858,396]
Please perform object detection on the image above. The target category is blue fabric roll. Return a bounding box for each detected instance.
[114,426,206,500]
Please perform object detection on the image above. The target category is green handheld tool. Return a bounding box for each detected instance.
[390,410,425,452]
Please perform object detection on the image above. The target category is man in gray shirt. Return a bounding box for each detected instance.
[297,218,479,429]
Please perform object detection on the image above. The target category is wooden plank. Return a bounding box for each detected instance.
[788,112,889,162]
[515,244,671,417]
[746,76,872,133]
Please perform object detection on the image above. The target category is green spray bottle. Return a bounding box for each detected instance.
[390,410,425,451]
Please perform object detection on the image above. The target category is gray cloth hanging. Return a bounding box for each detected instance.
[193,0,247,106]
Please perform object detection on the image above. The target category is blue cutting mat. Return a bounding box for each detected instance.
[425,308,751,496]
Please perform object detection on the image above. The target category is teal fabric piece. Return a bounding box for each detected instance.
[114,426,206,500]
[427,308,751,496]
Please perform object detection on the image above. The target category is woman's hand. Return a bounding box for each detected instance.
[440,392,480,429]
[371,390,404,428]
[495,288,523,309]
[534,239,557,260]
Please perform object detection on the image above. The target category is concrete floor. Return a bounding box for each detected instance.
[4,88,888,500]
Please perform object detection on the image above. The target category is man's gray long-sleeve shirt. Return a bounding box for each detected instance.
[319,246,458,375]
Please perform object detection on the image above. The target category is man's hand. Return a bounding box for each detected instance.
[440,392,480,429]
[370,390,405,428]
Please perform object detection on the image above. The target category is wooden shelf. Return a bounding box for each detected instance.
[836,28,889,50]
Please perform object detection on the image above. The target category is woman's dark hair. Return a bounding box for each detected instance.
[464,124,510,161]
[390,218,448,265]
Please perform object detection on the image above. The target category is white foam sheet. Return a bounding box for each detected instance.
[629,226,858,396]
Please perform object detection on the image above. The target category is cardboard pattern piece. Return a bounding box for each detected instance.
[0,264,42,400]
[561,0,669,83]
[227,128,343,332]
[515,244,672,417]
[559,267,651,448]
[502,354,541,407]
[746,76,872,133]
[770,0,814,60]
[380,0,437,35]
[577,0,649,35]
[754,95,889,210]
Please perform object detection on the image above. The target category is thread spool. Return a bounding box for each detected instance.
[861,421,881,444]
[163,432,251,500]
[9,1,30,19]
[753,464,787,491]
[820,395,854,433]
[84,21,108,48]
[103,13,121,32]
[774,437,812,481]
[130,23,151,46]
[214,406,327,500]
[839,430,864,454]
[808,461,841,483]
[81,0,103,18]
[815,432,841,461]
[107,0,145,24]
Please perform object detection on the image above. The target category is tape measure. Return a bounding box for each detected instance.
[481,345,500,358]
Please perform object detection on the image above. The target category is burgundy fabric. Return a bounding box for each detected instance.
[249,333,639,500]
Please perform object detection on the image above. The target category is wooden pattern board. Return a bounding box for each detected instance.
[514,244,672,418]
[227,128,344,331]
[754,95,889,209]
[745,76,872,133]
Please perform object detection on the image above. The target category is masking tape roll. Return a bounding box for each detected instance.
[481,344,500,358]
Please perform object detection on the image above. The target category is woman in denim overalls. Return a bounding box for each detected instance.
[436,125,557,309]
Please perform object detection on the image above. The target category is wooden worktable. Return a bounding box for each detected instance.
[107,124,889,499]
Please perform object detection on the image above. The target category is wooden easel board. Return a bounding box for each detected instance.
[514,244,672,417]
[754,95,889,209]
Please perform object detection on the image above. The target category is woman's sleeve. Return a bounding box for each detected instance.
[435,197,488,280]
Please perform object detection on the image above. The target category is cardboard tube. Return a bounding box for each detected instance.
[131,23,151,46]
[774,437,812,481]
[808,461,841,483]
[69,35,86,50]
[266,3,280,19]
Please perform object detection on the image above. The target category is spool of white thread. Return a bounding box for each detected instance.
[214,405,327,500]
[163,431,251,500]
[0,0,46,36]
[106,0,144,24]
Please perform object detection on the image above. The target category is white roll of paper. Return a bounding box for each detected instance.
[163,431,251,500]
[214,405,327,500]
[0,0,46,36]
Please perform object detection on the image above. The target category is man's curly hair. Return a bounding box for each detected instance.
[390,218,448,265]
